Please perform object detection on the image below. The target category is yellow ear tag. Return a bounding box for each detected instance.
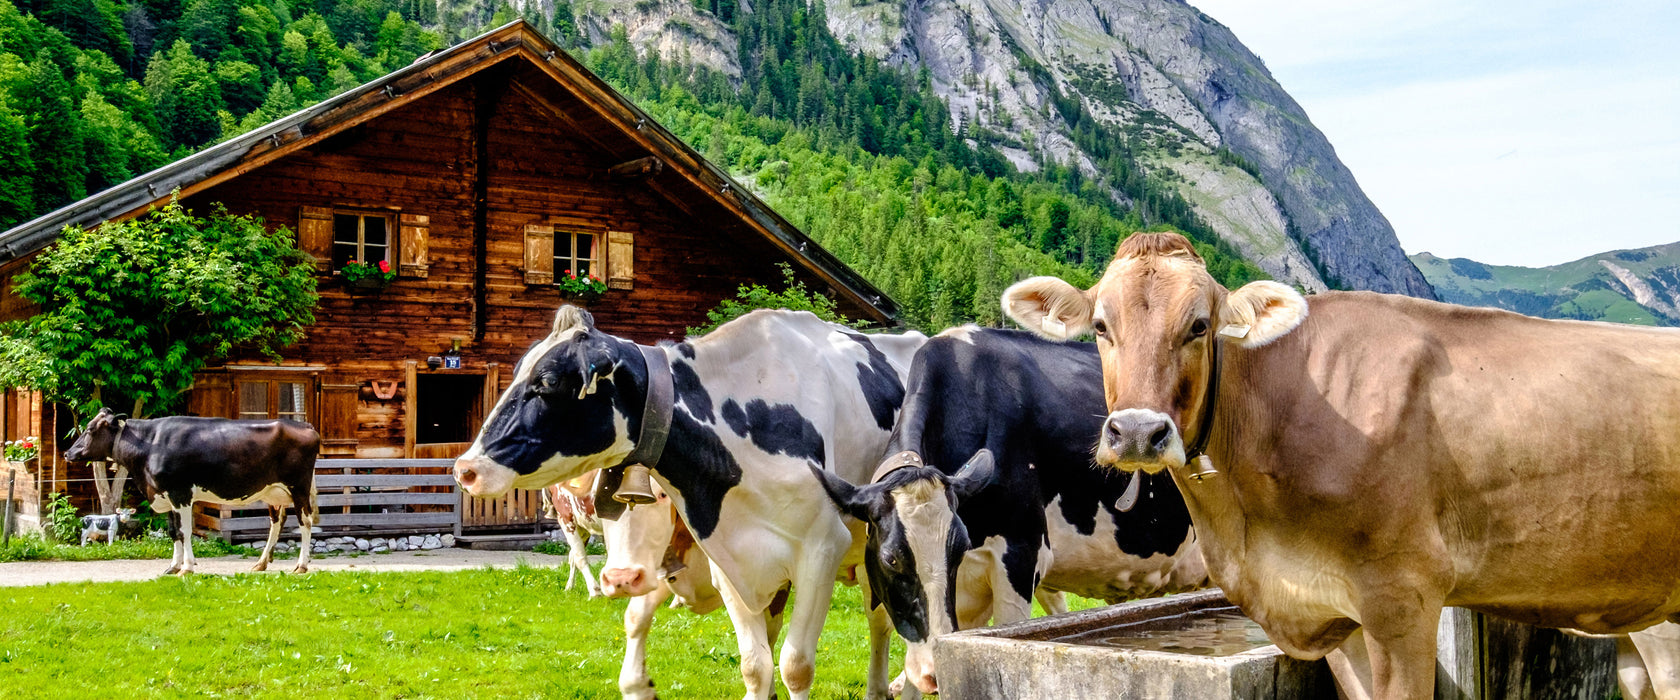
[1217,324,1251,340]
[1041,316,1067,336]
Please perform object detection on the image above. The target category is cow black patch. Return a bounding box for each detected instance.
[477,336,639,476]
[672,361,714,423]
[674,342,696,360]
[720,399,826,466]
[655,410,743,539]
[842,332,906,431]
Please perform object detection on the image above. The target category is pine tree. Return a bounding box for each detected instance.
[11,55,86,210]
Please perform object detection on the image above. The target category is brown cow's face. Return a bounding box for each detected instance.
[1002,232,1308,473]
[63,407,125,464]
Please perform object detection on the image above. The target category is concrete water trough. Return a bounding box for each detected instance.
[935,589,1619,699]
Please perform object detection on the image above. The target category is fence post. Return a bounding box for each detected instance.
[3,472,15,546]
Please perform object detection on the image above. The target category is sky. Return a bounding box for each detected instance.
[1187,0,1680,268]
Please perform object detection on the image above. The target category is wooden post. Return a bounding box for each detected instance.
[4,471,14,546]
[404,360,418,459]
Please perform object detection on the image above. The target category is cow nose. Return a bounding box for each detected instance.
[454,461,479,489]
[1103,410,1176,462]
[601,567,648,597]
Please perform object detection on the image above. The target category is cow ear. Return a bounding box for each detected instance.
[809,465,877,522]
[552,304,596,335]
[1219,281,1308,349]
[1002,277,1092,340]
[947,449,997,503]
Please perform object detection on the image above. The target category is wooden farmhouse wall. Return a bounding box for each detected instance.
[172,65,867,459]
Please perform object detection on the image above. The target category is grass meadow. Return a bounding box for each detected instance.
[0,564,893,698]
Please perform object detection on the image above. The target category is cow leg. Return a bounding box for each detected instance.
[106,518,118,546]
[177,505,198,573]
[716,576,776,700]
[1626,623,1680,700]
[563,524,600,597]
[777,556,844,700]
[619,583,673,700]
[253,505,284,572]
[1326,627,1375,700]
[858,577,893,700]
[1036,589,1069,616]
[1347,603,1440,700]
[292,481,316,574]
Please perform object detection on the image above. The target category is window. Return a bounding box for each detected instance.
[414,374,486,445]
[331,212,393,269]
[555,231,600,280]
[237,378,311,423]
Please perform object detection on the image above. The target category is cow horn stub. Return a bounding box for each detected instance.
[613,464,658,506]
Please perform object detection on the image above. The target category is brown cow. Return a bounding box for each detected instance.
[1002,232,1680,700]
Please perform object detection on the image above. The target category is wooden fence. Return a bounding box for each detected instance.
[193,458,552,542]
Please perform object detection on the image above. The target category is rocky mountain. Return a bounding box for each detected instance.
[548,0,1434,296]
[1411,244,1680,326]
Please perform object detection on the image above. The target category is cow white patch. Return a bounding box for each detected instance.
[1041,495,1205,600]
[935,325,981,345]
[891,478,957,692]
[190,483,291,508]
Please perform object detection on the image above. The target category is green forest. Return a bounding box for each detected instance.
[0,0,1265,330]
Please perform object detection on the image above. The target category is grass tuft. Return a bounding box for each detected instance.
[0,534,259,563]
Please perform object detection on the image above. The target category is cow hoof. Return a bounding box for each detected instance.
[291,565,309,574]
[161,566,179,576]
[251,562,269,572]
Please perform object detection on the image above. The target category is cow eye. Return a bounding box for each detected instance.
[1092,319,1109,339]
[1188,319,1209,339]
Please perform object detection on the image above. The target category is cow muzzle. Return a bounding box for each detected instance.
[904,641,939,695]
[1098,409,1185,472]
[600,565,654,597]
[453,456,517,497]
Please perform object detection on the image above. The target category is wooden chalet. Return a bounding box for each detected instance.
[0,20,897,538]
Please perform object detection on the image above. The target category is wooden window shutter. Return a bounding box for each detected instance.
[298,206,333,272]
[607,230,634,290]
[523,224,554,285]
[398,213,430,278]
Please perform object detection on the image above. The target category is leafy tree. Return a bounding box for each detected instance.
[690,263,849,335]
[0,98,33,227]
[6,54,85,210]
[0,198,318,420]
[144,39,222,148]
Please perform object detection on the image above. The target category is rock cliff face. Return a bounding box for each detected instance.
[554,0,1435,296]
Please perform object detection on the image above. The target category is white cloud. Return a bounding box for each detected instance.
[1189,0,1680,266]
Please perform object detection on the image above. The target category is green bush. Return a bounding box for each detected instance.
[689,263,850,335]
[44,491,78,542]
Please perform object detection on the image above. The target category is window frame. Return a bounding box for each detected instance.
[329,209,398,270]
[231,372,318,426]
[553,230,603,282]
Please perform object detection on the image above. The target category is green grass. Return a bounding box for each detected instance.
[0,534,260,563]
[0,562,1114,698]
[0,566,894,698]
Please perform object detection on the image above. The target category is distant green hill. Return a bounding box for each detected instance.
[1410,244,1680,326]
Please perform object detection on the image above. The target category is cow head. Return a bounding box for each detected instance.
[63,407,127,465]
[810,449,995,695]
[455,306,644,497]
[1002,232,1306,473]
[598,483,718,611]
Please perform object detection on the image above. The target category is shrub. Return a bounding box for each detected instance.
[689,263,850,335]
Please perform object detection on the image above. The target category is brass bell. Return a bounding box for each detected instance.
[613,463,658,506]
[1186,455,1220,482]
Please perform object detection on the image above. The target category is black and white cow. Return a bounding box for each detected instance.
[813,327,1207,694]
[63,407,321,575]
[454,306,925,700]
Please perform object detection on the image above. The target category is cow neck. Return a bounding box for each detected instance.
[1184,336,1222,461]
[617,342,674,471]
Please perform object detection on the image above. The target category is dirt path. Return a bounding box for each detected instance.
[0,548,579,587]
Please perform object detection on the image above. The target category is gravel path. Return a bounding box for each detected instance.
[0,548,575,587]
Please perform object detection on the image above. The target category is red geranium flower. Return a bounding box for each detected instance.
[378,260,391,273]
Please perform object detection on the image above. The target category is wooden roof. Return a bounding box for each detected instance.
[0,20,900,325]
